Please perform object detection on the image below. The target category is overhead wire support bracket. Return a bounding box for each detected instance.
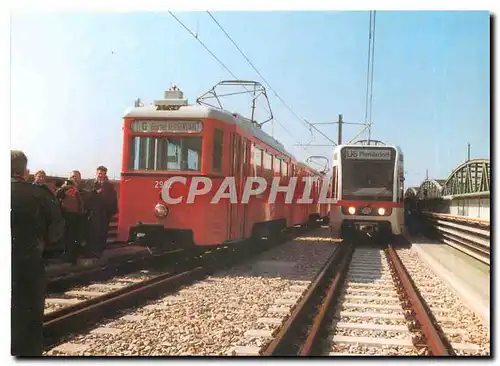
[305,155,331,174]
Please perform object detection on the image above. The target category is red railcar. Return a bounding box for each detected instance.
[117,84,330,250]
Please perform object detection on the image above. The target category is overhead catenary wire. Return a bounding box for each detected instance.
[368,11,377,133]
[349,10,377,145]
[363,10,377,141]
[363,13,373,125]
[168,11,315,157]
[206,11,336,146]
[169,11,239,82]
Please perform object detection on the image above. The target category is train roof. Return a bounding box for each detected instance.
[124,103,298,161]
[122,87,337,175]
[296,162,323,176]
[334,143,403,155]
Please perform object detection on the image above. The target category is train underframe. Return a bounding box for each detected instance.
[127,213,329,254]
[340,219,394,245]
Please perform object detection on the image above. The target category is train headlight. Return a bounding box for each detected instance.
[348,206,356,215]
[154,203,169,218]
[378,207,386,215]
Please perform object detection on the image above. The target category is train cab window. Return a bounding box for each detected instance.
[213,129,223,173]
[129,136,202,172]
[282,161,288,177]
[130,136,156,170]
[167,137,202,171]
[156,138,169,170]
[273,157,280,175]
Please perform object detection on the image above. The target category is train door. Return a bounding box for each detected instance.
[241,138,251,237]
[228,133,243,240]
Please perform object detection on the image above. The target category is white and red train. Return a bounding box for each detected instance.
[117,85,330,251]
[329,141,405,241]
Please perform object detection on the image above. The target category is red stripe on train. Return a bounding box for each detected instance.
[335,200,404,208]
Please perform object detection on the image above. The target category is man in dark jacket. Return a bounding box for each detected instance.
[33,169,55,198]
[11,151,65,356]
[55,171,86,264]
[81,166,117,263]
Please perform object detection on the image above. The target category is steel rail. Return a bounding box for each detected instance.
[386,245,450,356]
[260,244,348,356]
[298,246,353,355]
[43,225,308,351]
[43,266,207,349]
[46,248,185,294]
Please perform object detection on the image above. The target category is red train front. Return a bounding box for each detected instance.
[117,84,330,251]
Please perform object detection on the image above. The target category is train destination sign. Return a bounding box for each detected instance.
[344,148,391,160]
[132,120,203,133]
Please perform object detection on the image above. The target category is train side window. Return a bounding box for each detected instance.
[273,157,280,175]
[264,151,272,178]
[254,148,262,176]
[282,161,288,177]
[213,129,223,173]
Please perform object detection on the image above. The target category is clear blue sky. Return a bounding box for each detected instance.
[10,11,490,187]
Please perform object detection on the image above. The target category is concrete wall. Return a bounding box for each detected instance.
[449,198,490,220]
[417,196,490,221]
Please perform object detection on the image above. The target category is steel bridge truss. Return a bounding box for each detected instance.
[404,187,419,198]
[404,159,490,201]
[442,159,490,198]
[417,179,446,200]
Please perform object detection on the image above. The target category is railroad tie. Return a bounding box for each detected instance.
[50,342,89,355]
[256,317,283,325]
[90,327,122,336]
[45,298,80,305]
[336,310,405,320]
[333,322,410,332]
[329,335,414,348]
[65,290,105,298]
[226,346,261,356]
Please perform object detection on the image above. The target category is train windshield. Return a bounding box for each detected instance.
[129,136,202,171]
[341,147,396,201]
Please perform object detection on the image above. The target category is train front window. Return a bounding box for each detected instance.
[341,161,395,201]
[129,136,202,172]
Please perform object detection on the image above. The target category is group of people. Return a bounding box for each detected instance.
[33,167,118,265]
[11,150,118,357]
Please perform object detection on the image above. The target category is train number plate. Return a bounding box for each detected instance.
[154,181,169,188]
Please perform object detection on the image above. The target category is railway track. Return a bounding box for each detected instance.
[44,229,488,356]
[43,225,310,351]
[262,243,488,356]
[46,248,186,294]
